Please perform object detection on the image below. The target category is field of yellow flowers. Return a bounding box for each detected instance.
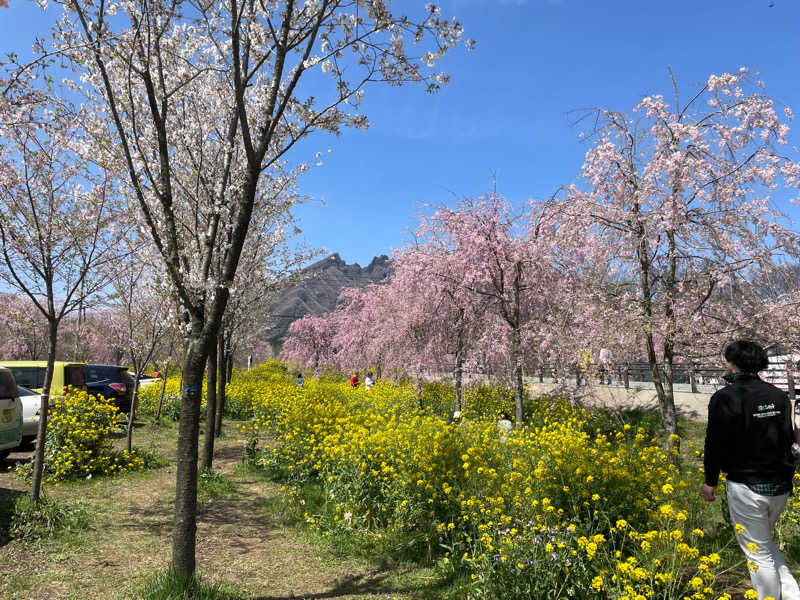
[138,362,800,599]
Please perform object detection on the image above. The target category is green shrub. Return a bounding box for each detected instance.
[14,389,148,483]
[10,495,91,540]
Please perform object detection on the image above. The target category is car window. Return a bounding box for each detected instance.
[16,385,37,396]
[0,371,19,399]
[8,366,45,390]
[86,366,107,382]
[66,366,86,387]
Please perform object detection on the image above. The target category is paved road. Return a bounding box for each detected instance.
[525,381,712,421]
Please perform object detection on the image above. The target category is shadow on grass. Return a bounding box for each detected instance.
[117,474,280,538]
[119,494,174,537]
[248,567,447,599]
[110,419,152,439]
[213,444,244,463]
[0,486,25,548]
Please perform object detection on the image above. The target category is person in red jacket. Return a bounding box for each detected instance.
[702,340,799,600]
[349,374,359,388]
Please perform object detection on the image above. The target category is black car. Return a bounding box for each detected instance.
[86,365,134,413]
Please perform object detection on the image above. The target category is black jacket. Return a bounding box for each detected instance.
[704,372,795,487]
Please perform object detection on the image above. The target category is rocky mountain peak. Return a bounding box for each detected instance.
[264,253,392,345]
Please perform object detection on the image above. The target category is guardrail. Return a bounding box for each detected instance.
[519,360,797,402]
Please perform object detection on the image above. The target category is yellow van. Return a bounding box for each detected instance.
[0,361,87,397]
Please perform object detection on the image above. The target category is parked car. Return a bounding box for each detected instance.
[16,385,51,446]
[86,365,133,413]
[136,376,162,390]
[0,361,86,396]
[0,366,24,459]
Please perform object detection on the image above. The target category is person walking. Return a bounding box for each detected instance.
[702,340,799,600]
[364,371,375,391]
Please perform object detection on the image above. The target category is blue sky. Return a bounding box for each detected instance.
[4,0,800,267]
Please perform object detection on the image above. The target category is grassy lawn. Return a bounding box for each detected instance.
[0,420,442,600]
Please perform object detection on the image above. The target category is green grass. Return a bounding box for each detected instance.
[197,469,236,502]
[123,569,249,600]
[9,495,92,542]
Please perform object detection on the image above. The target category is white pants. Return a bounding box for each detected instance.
[727,481,800,600]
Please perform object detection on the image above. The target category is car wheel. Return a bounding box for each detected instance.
[18,437,36,451]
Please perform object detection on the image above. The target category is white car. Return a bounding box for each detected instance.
[0,366,23,459]
[136,377,162,390]
[16,385,51,444]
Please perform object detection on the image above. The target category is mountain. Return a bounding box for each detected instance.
[264,253,392,345]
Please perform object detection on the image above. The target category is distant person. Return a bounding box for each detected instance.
[702,340,800,600]
[349,373,360,389]
[295,372,304,387]
[498,411,513,440]
[446,410,462,426]
[364,372,375,390]
[598,347,612,385]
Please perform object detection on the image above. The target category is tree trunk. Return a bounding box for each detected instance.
[660,230,679,443]
[171,333,208,577]
[30,319,58,503]
[453,357,464,414]
[644,332,671,432]
[201,343,217,471]
[660,351,678,441]
[154,360,170,426]
[511,326,524,428]
[511,261,524,428]
[416,373,424,411]
[126,375,141,453]
[453,320,465,413]
[226,354,233,383]
[635,217,677,440]
[214,333,225,438]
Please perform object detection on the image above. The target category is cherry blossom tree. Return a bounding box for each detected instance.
[384,237,488,411]
[559,69,800,438]
[80,310,128,365]
[44,0,469,574]
[414,195,561,425]
[283,313,343,371]
[102,233,174,452]
[0,293,49,360]
[282,195,569,423]
[0,79,120,502]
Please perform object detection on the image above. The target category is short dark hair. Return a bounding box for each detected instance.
[724,340,769,373]
[499,411,511,420]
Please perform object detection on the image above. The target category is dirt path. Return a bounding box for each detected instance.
[0,426,438,600]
